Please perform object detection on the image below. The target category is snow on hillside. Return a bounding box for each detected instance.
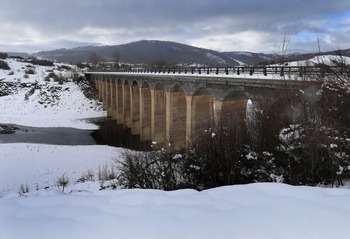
[2,57,350,239]
[0,58,106,129]
[287,54,350,66]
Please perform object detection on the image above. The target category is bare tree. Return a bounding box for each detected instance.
[113,50,120,69]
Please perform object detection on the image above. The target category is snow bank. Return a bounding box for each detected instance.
[0,143,121,197]
[1,183,350,239]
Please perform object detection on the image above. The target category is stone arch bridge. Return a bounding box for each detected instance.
[85,72,319,149]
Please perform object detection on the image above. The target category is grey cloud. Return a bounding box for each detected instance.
[1,0,350,52]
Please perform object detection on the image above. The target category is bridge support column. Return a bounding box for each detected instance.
[116,84,123,124]
[106,81,113,117]
[111,82,118,120]
[166,91,187,149]
[96,80,101,101]
[94,79,99,91]
[140,87,151,141]
[186,94,214,147]
[151,89,166,147]
[123,84,132,128]
[131,84,140,135]
[102,80,108,110]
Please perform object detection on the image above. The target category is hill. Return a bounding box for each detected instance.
[35,40,276,66]
[34,40,350,66]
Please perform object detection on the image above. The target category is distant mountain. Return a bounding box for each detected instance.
[34,40,350,66]
[35,40,242,66]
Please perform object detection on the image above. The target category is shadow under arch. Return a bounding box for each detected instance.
[215,89,250,121]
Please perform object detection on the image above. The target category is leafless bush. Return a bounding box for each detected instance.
[56,173,69,192]
[19,183,30,196]
[77,169,95,183]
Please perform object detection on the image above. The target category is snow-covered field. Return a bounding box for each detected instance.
[1,57,350,239]
[2,183,350,239]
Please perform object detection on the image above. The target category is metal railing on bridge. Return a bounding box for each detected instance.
[105,65,350,78]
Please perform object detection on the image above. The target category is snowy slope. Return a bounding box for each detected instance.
[0,58,106,129]
[286,54,350,66]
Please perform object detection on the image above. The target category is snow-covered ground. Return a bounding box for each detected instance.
[1,57,350,239]
[2,183,350,239]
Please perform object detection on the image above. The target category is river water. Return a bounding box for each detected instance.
[0,118,150,150]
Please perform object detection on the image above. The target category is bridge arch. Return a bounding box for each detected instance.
[214,89,250,122]
[154,82,166,90]
[141,80,151,88]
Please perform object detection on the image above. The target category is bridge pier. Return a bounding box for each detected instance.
[140,87,152,141]
[186,94,214,147]
[166,91,187,149]
[106,81,113,117]
[116,83,123,124]
[102,80,108,110]
[111,82,118,120]
[131,84,141,135]
[122,84,132,128]
[151,88,166,146]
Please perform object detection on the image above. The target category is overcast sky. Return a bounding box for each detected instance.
[1,0,350,54]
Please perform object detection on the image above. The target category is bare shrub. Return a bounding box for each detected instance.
[117,149,182,190]
[25,68,36,74]
[0,60,10,70]
[77,169,95,183]
[56,173,69,192]
[19,183,30,196]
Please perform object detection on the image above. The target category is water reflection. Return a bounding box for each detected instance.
[0,119,151,150]
[0,124,96,145]
[91,118,151,151]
